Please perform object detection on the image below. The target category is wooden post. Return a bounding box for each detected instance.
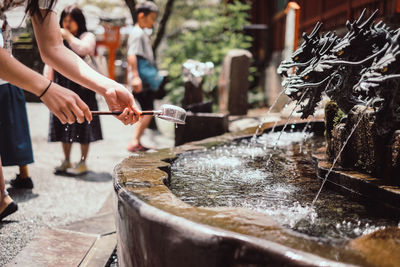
[287,2,301,52]
[96,23,122,80]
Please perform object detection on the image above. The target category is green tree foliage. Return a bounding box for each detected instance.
[161,0,253,105]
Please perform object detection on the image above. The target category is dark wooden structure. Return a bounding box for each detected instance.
[236,0,400,62]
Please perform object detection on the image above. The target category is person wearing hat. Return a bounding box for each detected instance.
[126,1,164,152]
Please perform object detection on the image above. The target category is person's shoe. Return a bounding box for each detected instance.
[10,175,34,189]
[54,160,72,174]
[0,201,18,221]
[127,143,149,152]
[66,161,88,176]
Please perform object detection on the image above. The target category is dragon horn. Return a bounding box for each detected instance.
[309,22,323,39]
[346,20,352,30]
[394,29,400,42]
[356,8,366,24]
[360,9,378,29]
[374,20,382,29]
[318,36,336,56]
[303,32,310,42]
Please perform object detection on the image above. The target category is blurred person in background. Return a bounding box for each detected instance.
[126,1,166,152]
[44,5,102,175]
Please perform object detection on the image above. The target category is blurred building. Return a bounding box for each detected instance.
[233,0,400,109]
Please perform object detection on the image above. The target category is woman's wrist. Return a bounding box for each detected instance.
[39,80,53,99]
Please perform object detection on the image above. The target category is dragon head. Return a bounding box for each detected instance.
[330,9,379,61]
[277,22,323,77]
[284,36,339,118]
[356,30,400,101]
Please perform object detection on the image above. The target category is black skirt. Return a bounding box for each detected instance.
[48,72,103,144]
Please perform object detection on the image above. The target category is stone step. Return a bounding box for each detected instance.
[79,233,116,267]
[6,228,97,267]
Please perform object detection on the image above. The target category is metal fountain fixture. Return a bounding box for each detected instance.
[279,9,398,135]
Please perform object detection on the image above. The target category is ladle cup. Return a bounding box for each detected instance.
[91,104,186,124]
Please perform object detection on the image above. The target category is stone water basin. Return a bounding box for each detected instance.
[114,121,400,267]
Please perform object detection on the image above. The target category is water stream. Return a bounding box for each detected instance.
[250,87,287,144]
[312,101,372,205]
[266,89,309,166]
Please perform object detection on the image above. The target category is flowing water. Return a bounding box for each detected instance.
[250,87,287,144]
[312,101,372,205]
[266,89,309,166]
[169,131,399,241]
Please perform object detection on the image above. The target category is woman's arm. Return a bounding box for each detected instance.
[127,54,142,93]
[32,10,139,125]
[0,48,91,124]
[43,64,54,81]
[62,30,96,57]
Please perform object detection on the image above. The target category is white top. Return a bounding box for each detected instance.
[0,0,55,85]
[126,25,154,85]
[127,25,154,63]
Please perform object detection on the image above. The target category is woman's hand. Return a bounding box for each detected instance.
[60,28,72,41]
[103,84,141,125]
[40,82,92,124]
[131,76,143,93]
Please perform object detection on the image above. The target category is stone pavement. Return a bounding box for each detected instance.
[0,99,174,266]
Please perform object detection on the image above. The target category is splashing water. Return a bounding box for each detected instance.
[312,100,373,205]
[266,89,309,167]
[169,132,398,240]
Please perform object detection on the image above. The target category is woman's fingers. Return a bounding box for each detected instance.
[62,105,77,124]
[53,110,67,124]
[75,97,92,122]
[69,101,85,123]
[41,84,92,124]
[117,108,130,125]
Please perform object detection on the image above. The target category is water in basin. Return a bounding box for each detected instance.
[169,131,399,242]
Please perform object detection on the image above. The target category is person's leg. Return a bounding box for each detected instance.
[0,156,18,220]
[10,164,34,189]
[66,143,89,175]
[127,90,154,151]
[62,142,72,162]
[80,143,89,162]
[18,165,29,179]
[54,143,72,173]
[129,115,152,147]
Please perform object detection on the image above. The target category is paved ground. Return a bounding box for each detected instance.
[0,99,174,265]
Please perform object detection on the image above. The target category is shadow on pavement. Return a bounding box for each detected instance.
[63,171,112,182]
[6,188,39,203]
[0,220,19,228]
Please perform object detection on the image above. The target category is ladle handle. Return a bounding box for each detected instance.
[141,111,156,115]
[91,111,158,116]
[91,111,122,116]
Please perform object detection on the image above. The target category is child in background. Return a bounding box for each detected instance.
[126,1,164,152]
